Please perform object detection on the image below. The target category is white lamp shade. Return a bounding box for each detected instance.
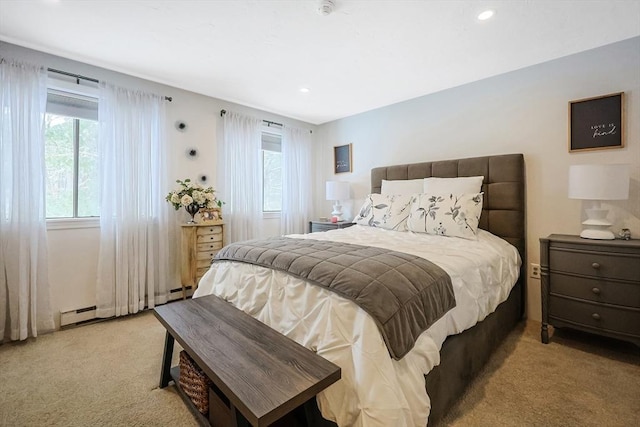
[568,164,630,200]
[326,181,350,201]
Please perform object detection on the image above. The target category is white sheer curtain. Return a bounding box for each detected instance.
[0,59,54,341]
[219,111,262,243]
[96,83,171,318]
[281,126,314,234]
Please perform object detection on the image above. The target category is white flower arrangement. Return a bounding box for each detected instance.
[165,179,223,210]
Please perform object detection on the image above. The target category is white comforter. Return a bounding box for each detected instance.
[194,225,521,427]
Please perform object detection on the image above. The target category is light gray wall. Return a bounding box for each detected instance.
[0,41,316,328]
[3,36,638,326]
[315,36,640,321]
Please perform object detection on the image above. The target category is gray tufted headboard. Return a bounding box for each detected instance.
[371,153,525,261]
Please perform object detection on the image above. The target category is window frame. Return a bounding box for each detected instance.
[44,77,100,229]
[260,127,283,217]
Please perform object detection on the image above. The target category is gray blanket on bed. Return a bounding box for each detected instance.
[213,237,456,360]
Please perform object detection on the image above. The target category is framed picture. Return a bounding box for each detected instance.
[334,143,352,174]
[569,92,624,152]
[200,208,222,222]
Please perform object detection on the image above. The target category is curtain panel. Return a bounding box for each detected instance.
[96,83,171,318]
[281,126,314,234]
[0,59,54,341]
[219,111,262,243]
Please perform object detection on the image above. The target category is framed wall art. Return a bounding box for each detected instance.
[334,143,352,174]
[569,92,624,152]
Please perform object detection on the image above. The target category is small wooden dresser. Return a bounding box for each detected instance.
[180,222,225,298]
[540,234,640,346]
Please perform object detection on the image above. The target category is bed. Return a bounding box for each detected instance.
[194,153,525,426]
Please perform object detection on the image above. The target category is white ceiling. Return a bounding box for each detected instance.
[1,1,639,124]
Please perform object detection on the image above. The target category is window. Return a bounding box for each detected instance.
[261,132,282,213]
[45,88,99,218]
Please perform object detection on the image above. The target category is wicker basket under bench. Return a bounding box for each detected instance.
[154,295,341,427]
[178,350,212,415]
[177,350,240,424]
[171,353,235,426]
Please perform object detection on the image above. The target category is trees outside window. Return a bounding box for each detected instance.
[262,132,282,213]
[44,90,99,218]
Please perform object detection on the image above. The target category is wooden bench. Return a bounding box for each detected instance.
[154,295,341,427]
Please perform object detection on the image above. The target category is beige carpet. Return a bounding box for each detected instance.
[0,312,196,427]
[0,310,638,427]
[438,322,639,427]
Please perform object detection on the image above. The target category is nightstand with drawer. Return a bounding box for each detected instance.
[309,220,356,233]
[540,234,640,346]
[180,222,225,299]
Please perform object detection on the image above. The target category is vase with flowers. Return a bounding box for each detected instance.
[166,179,224,224]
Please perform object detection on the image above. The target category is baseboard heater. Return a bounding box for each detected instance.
[170,285,192,295]
[60,305,97,327]
[60,286,192,327]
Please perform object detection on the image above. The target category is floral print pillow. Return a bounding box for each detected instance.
[406,193,483,240]
[353,193,413,231]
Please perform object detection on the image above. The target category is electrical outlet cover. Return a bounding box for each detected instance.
[530,263,541,279]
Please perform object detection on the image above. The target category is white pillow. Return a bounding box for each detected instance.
[381,179,424,195]
[407,193,483,240]
[423,176,484,194]
[353,193,413,231]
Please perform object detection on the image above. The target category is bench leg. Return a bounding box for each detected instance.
[231,403,250,427]
[301,399,315,426]
[159,331,175,388]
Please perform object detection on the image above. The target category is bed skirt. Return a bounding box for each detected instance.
[304,279,523,427]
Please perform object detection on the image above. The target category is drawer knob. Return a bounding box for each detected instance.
[591,313,601,321]
[591,287,601,295]
[591,262,600,270]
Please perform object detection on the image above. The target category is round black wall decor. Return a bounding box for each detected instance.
[175,121,188,132]
[186,147,198,158]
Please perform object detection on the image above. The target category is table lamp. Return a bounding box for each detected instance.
[568,164,630,240]
[326,181,350,222]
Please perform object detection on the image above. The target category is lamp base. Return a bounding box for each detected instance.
[580,208,614,240]
[331,202,343,222]
[580,228,615,240]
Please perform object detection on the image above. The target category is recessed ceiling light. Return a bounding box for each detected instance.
[317,0,335,16]
[477,10,494,21]
[299,87,310,93]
